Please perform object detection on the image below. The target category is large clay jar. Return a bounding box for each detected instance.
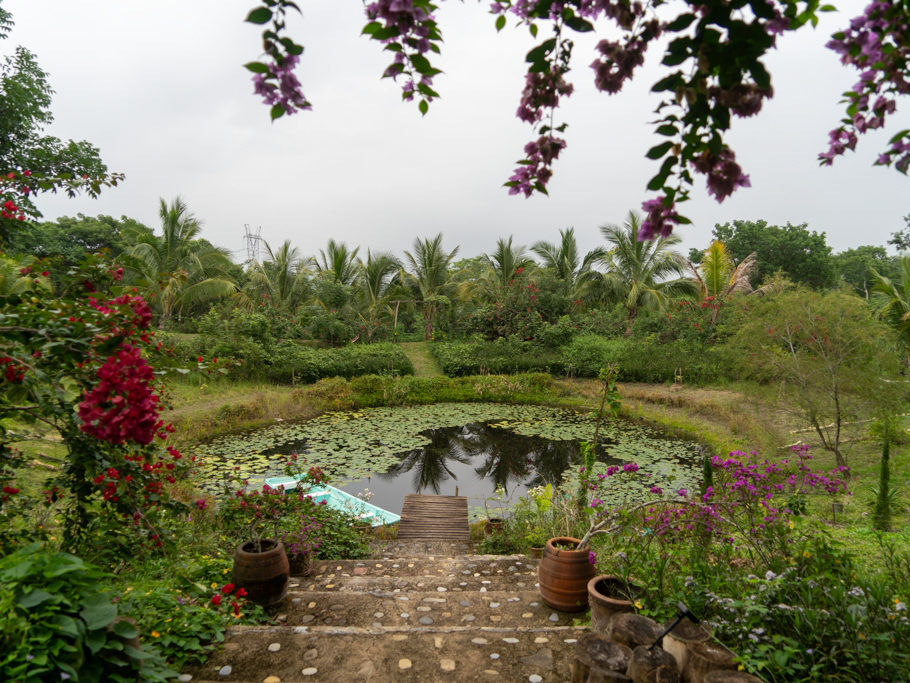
[538,536,596,612]
[588,575,640,634]
[233,539,290,608]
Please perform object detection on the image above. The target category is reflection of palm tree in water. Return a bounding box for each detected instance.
[377,428,473,494]
[378,422,612,495]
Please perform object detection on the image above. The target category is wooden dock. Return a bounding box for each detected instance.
[397,494,470,541]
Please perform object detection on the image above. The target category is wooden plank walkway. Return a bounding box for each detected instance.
[397,494,470,541]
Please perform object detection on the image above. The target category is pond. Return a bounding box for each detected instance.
[192,403,703,513]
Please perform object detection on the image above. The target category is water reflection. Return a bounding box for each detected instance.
[350,422,616,512]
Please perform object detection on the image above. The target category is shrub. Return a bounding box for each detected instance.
[562,334,631,377]
[0,544,172,682]
[432,339,565,376]
[265,343,414,384]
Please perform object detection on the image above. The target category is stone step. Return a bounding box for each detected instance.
[283,590,579,630]
[369,540,475,558]
[295,572,537,594]
[310,555,536,579]
[181,626,585,682]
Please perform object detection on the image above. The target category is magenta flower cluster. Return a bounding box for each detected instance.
[823,1,910,171]
[640,196,683,240]
[642,447,848,544]
[252,55,311,114]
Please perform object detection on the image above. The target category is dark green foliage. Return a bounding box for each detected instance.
[3,214,152,267]
[0,544,173,682]
[432,339,566,376]
[433,335,731,384]
[713,220,835,289]
[265,343,414,384]
[833,245,899,298]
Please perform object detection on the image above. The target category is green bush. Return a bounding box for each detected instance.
[265,343,414,384]
[432,339,565,376]
[0,544,173,682]
[562,334,632,377]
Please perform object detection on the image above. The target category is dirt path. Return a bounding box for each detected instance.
[399,342,444,377]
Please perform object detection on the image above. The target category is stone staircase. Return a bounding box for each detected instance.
[181,541,589,682]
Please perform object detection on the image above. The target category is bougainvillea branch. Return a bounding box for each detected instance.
[245,0,910,238]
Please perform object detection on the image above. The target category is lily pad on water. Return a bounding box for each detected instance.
[191,403,702,508]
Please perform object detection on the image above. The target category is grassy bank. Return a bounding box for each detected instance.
[164,372,909,561]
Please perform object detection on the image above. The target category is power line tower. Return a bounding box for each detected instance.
[243,224,263,263]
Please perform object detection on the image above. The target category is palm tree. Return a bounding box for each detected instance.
[531,227,604,303]
[483,236,534,291]
[403,233,459,340]
[357,249,400,340]
[316,239,359,286]
[688,240,756,300]
[598,211,695,336]
[123,197,236,326]
[872,256,910,362]
[245,239,310,312]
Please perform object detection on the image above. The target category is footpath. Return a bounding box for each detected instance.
[180,540,586,682]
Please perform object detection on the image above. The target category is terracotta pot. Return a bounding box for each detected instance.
[232,539,289,608]
[483,518,504,536]
[528,546,544,560]
[587,575,640,634]
[538,536,595,612]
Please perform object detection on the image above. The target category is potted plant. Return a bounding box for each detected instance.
[524,529,549,559]
[482,485,508,536]
[221,484,296,608]
[538,366,620,612]
[587,574,642,633]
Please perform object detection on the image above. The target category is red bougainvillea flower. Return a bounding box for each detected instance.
[211,594,222,606]
[78,344,160,445]
[221,583,235,594]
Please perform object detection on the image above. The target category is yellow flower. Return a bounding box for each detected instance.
[222,568,229,575]
[788,520,794,530]
[126,587,134,592]
[802,551,811,558]
[232,612,241,618]
[165,618,172,623]
[151,631,160,638]
[210,582,218,589]
[634,601,643,610]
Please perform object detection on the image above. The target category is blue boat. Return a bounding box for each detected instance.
[263,474,401,528]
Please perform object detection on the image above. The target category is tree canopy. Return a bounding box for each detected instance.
[713,220,835,289]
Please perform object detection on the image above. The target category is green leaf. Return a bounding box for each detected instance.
[655,124,678,136]
[52,614,82,638]
[495,14,506,32]
[418,99,429,115]
[85,629,106,655]
[81,601,117,630]
[111,618,138,639]
[410,53,434,76]
[270,103,286,121]
[18,589,54,608]
[564,16,594,32]
[526,38,556,66]
[244,62,270,74]
[646,141,674,160]
[361,21,381,36]
[529,23,538,38]
[246,7,272,24]
[665,13,696,32]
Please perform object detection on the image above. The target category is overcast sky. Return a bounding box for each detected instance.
[5,0,907,263]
